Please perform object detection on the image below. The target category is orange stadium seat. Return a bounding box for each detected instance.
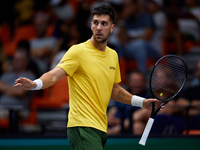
[14,25,36,43]
[183,130,200,135]
[0,24,11,46]
[4,25,36,57]
[46,25,55,37]
[162,39,200,56]
[0,118,9,129]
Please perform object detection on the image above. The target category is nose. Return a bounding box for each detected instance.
[97,24,102,30]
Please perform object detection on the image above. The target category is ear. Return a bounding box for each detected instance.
[91,21,93,31]
[110,24,115,34]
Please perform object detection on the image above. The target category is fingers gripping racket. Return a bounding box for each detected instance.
[139,55,187,146]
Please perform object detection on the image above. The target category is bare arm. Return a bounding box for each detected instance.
[111,83,132,105]
[111,83,162,110]
[14,67,67,90]
[39,67,67,89]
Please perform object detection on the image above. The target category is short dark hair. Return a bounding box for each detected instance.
[16,40,30,59]
[92,4,115,23]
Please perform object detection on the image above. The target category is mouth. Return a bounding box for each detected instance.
[96,32,103,37]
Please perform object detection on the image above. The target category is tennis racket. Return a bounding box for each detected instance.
[139,55,187,146]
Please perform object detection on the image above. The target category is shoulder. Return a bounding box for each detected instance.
[68,41,88,52]
[64,42,83,56]
[61,41,89,60]
[106,46,118,57]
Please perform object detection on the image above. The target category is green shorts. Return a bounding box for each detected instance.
[67,127,107,150]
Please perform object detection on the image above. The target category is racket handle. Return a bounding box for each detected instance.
[139,117,154,146]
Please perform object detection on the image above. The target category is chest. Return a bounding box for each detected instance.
[78,52,116,82]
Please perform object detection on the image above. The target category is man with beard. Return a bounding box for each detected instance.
[14,5,162,150]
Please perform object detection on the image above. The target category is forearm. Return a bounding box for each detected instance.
[39,72,57,89]
[111,83,145,108]
[14,67,67,90]
[38,67,67,89]
[111,84,132,105]
[111,84,162,110]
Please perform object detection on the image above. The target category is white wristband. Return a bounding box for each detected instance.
[131,95,145,108]
[31,79,43,90]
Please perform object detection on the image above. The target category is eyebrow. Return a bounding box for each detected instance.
[93,19,109,23]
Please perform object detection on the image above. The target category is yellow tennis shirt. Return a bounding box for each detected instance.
[57,39,121,133]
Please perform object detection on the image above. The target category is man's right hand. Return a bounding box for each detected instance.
[14,77,36,90]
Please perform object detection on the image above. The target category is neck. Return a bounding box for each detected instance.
[90,36,107,51]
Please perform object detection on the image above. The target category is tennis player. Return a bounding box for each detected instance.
[15,5,162,150]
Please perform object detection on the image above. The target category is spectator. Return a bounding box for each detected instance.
[0,48,35,124]
[115,0,160,73]
[107,71,150,135]
[30,12,57,74]
[0,49,35,109]
[184,0,200,22]
[49,0,74,21]
[175,60,200,131]
[162,0,200,56]
[108,3,124,49]
[151,105,186,135]
[180,0,200,48]
[17,40,40,78]
[127,71,150,98]
[146,0,167,56]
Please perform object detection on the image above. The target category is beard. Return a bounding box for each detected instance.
[93,32,110,44]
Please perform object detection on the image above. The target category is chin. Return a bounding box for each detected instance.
[94,37,107,43]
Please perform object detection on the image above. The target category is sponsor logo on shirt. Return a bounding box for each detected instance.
[110,66,116,70]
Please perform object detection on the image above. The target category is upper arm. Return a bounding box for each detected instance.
[40,67,68,88]
[112,83,120,91]
[111,83,121,99]
[56,45,80,77]
[48,66,68,82]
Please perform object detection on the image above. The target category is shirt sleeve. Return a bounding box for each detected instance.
[56,45,80,77]
[114,52,121,84]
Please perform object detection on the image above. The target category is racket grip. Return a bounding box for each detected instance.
[139,117,154,146]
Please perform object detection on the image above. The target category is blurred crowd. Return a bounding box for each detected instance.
[0,0,200,135]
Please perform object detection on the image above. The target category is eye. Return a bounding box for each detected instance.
[102,22,108,26]
[93,21,98,25]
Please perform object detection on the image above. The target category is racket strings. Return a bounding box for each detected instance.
[151,57,187,100]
